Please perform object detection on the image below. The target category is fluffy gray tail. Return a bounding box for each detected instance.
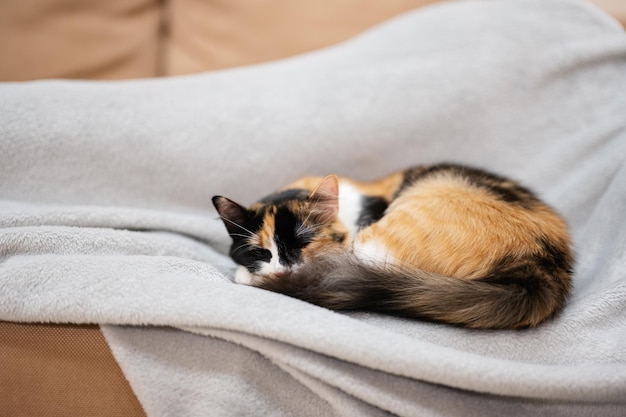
[257,252,571,329]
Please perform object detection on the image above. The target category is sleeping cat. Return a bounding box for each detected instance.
[212,163,573,329]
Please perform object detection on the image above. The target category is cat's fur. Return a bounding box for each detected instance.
[212,163,573,329]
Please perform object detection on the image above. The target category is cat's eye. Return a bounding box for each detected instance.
[250,248,271,263]
[230,243,272,271]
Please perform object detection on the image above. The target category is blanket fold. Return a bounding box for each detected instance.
[1,0,625,415]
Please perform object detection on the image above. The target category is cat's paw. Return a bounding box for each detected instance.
[234,266,256,285]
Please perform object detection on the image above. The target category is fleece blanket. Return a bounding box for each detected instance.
[1,0,626,415]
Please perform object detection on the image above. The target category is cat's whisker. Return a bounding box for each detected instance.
[301,198,318,228]
[295,219,332,238]
[229,233,254,239]
[295,223,306,238]
[231,243,255,256]
[205,229,256,247]
[298,223,328,235]
[295,223,320,238]
[218,215,255,237]
[205,234,232,245]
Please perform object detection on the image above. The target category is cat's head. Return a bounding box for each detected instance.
[212,175,348,279]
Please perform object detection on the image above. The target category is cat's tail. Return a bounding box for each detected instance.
[256,251,572,329]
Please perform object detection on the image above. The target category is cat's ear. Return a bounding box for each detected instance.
[309,175,339,224]
[212,196,250,236]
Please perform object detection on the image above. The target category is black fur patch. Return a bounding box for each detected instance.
[482,256,541,288]
[396,163,537,207]
[395,166,431,198]
[259,188,309,205]
[482,184,531,205]
[357,196,388,229]
[274,206,312,267]
[536,236,573,276]
[230,245,272,273]
[482,239,572,300]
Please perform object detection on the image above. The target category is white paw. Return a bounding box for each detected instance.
[234,266,256,285]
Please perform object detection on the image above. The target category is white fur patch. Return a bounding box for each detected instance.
[257,238,290,277]
[337,181,363,237]
[353,238,395,265]
[234,265,256,285]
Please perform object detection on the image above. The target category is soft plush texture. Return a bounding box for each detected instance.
[1,0,625,416]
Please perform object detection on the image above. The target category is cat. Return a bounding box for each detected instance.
[212,163,573,329]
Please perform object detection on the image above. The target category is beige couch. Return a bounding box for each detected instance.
[2,0,623,82]
[0,0,444,81]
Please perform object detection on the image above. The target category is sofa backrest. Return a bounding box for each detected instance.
[0,0,432,81]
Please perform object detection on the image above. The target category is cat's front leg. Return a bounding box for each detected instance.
[234,265,257,285]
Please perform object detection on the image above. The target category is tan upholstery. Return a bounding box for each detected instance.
[0,322,146,417]
[590,0,626,26]
[1,0,622,81]
[0,0,434,81]
[0,0,162,81]
[164,0,438,75]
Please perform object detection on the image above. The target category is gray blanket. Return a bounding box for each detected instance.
[1,0,625,415]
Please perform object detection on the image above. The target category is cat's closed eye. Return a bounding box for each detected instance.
[232,244,272,270]
[250,248,272,262]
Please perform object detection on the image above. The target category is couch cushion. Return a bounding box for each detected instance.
[0,322,146,417]
[0,0,161,81]
[164,0,437,75]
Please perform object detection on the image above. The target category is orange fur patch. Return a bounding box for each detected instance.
[357,172,570,278]
[286,172,403,202]
[256,209,275,249]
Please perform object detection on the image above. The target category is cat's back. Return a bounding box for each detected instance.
[355,164,571,279]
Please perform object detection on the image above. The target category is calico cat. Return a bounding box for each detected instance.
[212,163,573,329]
